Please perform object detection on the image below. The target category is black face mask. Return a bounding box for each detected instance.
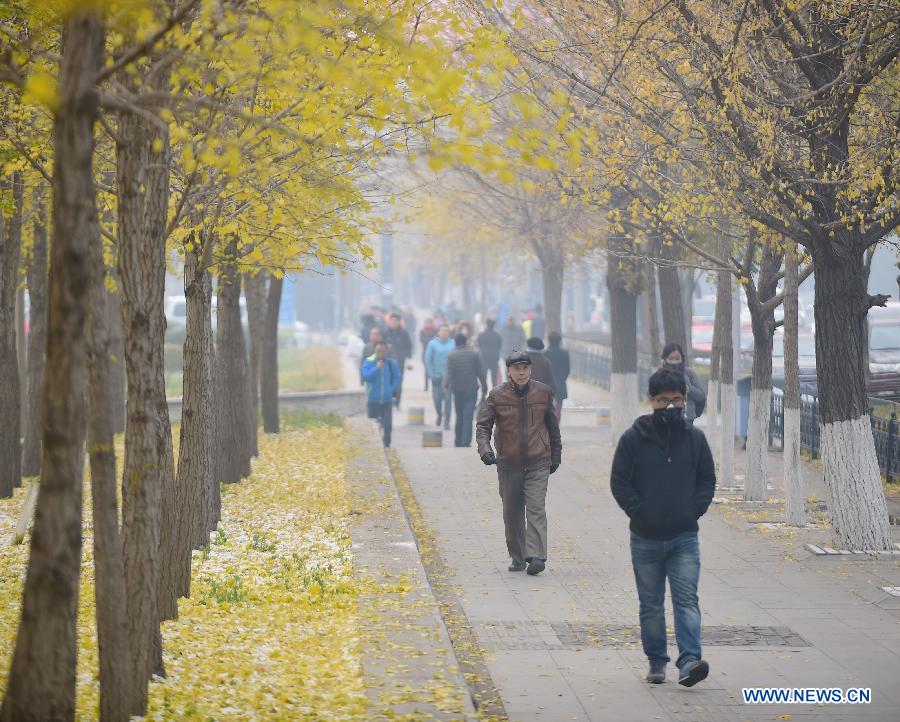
[653,404,684,427]
[664,361,685,374]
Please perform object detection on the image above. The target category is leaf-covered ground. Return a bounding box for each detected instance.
[0,424,371,720]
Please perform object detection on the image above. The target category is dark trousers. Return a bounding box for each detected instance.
[367,401,393,447]
[452,388,477,447]
[393,364,405,407]
[483,361,500,388]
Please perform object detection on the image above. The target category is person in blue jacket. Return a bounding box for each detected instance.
[424,324,455,429]
[362,341,401,447]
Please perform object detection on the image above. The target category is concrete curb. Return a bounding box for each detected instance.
[345,417,479,720]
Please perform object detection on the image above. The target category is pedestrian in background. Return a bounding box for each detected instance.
[425,324,454,429]
[384,312,413,408]
[531,304,546,341]
[476,352,562,576]
[362,341,401,447]
[444,334,487,447]
[525,337,557,398]
[660,343,706,423]
[419,317,437,391]
[360,325,391,383]
[500,315,526,375]
[544,331,570,419]
[610,367,716,687]
[477,319,503,388]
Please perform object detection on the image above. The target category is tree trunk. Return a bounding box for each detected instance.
[261,275,284,433]
[706,283,723,460]
[461,271,474,323]
[215,243,253,481]
[719,278,736,488]
[16,287,26,418]
[22,187,48,478]
[607,234,640,443]
[175,247,214,598]
[744,244,781,501]
[812,247,891,550]
[645,260,661,361]
[86,213,132,722]
[244,272,266,454]
[783,241,805,527]
[540,249,565,337]
[107,279,127,435]
[116,90,174,711]
[657,243,686,355]
[707,238,731,465]
[0,174,23,496]
[0,14,103,719]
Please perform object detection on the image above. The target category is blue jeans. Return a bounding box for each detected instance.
[630,531,701,668]
[431,377,451,425]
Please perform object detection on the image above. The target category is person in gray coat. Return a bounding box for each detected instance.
[500,314,527,362]
[661,343,705,423]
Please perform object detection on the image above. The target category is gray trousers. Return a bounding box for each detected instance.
[497,460,550,563]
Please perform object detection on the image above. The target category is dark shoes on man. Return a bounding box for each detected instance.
[646,660,666,684]
[509,558,546,574]
[646,659,709,686]
[678,659,709,687]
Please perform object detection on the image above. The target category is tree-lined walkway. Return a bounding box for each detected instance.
[391,366,900,721]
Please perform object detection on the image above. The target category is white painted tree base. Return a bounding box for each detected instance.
[719,383,735,487]
[610,372,639,445]
[822,415,892,551]
[744,388,771,501]
[783,407,805,527]
[706,379,720,463]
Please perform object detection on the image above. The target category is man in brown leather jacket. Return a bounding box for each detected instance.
[476,351,562,575]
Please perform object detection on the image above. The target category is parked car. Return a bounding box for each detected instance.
[691,295,717,324]
[691,322,715,355]
[771,331,817,375]
[165,295,188,326]
[869,321,900,374]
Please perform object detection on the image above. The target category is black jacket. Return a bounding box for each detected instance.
[384,326,412,363]
[610,414,716,540]
[525,350,557,398]
[544,346,570,400]
[444,347,486,394]
[476,329,502,365]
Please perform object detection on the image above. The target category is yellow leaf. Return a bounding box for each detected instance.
[22,71,58,113]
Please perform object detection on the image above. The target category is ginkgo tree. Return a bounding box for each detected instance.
[0,0,517,718]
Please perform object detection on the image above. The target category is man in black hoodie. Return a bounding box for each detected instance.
[610,368,716,689]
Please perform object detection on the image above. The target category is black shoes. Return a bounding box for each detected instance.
[436,413,442,426]
[678,659,709,687]
[646,660,666,684]
[508,560,526,572]
[526,558,545,575]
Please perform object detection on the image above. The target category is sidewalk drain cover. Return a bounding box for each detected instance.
[474,622,810,650]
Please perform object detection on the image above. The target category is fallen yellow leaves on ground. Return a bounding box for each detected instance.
[146,426,365,720]
[0,425,371,720]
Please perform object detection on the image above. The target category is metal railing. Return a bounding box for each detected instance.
[567,338,655,393]
[568,335,898,483]
[769,391,897,483]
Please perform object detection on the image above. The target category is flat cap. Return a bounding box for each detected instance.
[505,350,532,367]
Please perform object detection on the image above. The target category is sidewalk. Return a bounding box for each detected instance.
[390,365,900,721]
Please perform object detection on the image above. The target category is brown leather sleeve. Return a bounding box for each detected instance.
[475,390,496,457]
[545,393,562,464]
